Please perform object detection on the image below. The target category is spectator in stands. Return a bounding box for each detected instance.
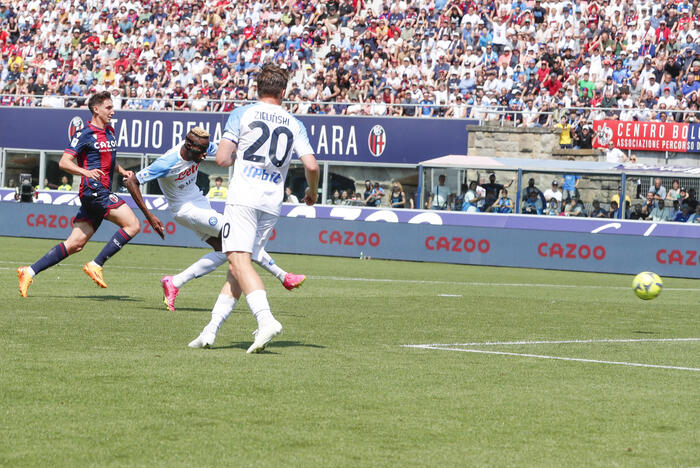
[57,175,71,191]
[666,179,681,201]
[647,178,667,206]
[461,181,482,213]
[572,125,593,149]
[370,182,385,207]
[608,200,620,219]
[389,182,406,208]
[555,116,573,148]
[544,180,562,204]
[362,180,374,206]
[684,188,698,210]
[482,173,514,211]
[561,174,580,201]
[330,190,341,205]
[590,200,607,218]
[649,199,671,222]
[673,203,693,222]
[640,192,655,219]
[542,198,559,216]
[521,178,546,207]
[428,174,452,210]
[491,189,513,214]
[522,190,543,215]
[611,187,632,208]
[690,205,700,223]
[284,186,299,204]
[206,177,227,200]
[564,198,585,217]
[604,141,627,163]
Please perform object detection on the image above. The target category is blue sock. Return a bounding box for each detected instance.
[94,229,133,267]
[31,243,69,275]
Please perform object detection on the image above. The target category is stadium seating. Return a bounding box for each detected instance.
[0,0,698,128]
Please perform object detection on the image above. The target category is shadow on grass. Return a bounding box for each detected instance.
[214,340,325,351]
[53,295,143,302]
[633,330,660,335]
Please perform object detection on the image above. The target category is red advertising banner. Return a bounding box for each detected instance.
[592,120,690,152]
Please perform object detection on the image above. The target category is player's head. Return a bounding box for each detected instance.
[182,126,210,163]
[257,64,288,101]
[87,91,113,124]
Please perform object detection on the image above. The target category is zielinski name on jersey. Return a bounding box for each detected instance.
[254,110,290,127]
[241,165,282,184]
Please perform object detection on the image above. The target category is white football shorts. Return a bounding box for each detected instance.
[221,204,277,256]
[173,198,223,241]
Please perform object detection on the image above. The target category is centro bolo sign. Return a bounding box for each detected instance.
[0,108,474,165]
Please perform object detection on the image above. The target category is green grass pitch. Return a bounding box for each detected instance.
[1,237,699,467]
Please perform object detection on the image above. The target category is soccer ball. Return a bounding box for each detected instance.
[632,272,663,300]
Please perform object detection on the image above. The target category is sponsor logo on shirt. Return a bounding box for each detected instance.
[208,216,218,226]
[241,165,282,184]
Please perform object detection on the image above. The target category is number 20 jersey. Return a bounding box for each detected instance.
[222,102,314,216]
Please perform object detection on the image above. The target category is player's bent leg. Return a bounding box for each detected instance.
[18,222,94,297]
[254,249,305,291]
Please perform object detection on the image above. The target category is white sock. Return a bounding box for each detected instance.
[246,289,275,327]
[173,252,227,288]
[204,293,237,335]
[255,250,287,282]
[27,266,36,277]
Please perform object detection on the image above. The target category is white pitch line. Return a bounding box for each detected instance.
[403,337,700,347]
[0,261,697,291]
[409,345,700,372]
[437,294,463,297]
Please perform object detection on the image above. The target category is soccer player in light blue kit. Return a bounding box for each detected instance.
[189,64,319,352]
[124,126,305,312]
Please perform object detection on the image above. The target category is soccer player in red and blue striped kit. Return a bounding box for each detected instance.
[17,91,154,297]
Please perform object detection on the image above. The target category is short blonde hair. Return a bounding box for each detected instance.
[190,126,209,138]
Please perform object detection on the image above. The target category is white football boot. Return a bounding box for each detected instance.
[246,320,283,354]
[188,328,217,349]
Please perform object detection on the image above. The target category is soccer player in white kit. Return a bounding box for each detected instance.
[188,64,319,353]
[124,127,306,312]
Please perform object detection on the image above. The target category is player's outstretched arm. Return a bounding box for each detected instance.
[300,153,319,205]
[215,139,237,167]
[124,174,165,239]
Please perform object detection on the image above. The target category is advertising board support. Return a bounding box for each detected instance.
[515,168,523,214]
[618,172,627,219]
[416,164,424,210]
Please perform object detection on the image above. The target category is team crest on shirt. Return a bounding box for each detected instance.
[109,194,119,203]
[208,216,218,226]
[68,116,84,144]
[368,125,386,158]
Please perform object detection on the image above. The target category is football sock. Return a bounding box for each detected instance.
[246,289,275,327]
[204,293,237,334]
[30,243,69,276]
[94,229,132,266]
[255,250,287,282]
[173,252,227,288]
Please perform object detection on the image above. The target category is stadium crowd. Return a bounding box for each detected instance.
[1,0,700,128]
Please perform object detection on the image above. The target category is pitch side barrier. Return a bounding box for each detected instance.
[2,189,699,279]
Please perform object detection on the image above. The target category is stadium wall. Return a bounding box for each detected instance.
[2,191,699,279]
